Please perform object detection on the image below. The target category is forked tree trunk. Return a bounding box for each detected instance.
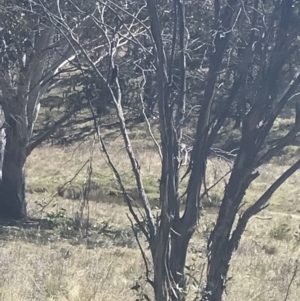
[152,219,194,301]
[0,112,27,220]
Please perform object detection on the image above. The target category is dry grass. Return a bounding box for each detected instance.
[0,241,142,301]
[1,140,300,300]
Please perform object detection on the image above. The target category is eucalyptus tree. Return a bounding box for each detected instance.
[0,0,101,219]
[47,0,300,300]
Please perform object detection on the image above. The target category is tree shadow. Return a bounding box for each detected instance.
[0,217,139,249]
[0,217,55,230]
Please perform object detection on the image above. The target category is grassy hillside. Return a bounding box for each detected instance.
[0,138,300,301]
[0,114,300,300]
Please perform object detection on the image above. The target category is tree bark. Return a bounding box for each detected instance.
[0,162,26,220]
[0,109,27,220]
[152,217,193,301]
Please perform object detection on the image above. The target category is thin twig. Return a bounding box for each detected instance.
[138,66,162,160]
[200,168,232,200]
[40,158,90,214]
[81,135,96,237]
[283,260,299,301]
[127,214,154,287]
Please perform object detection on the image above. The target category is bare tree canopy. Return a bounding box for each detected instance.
[38,0,300,300]
[1,0,300,300]
[0,0,109,218]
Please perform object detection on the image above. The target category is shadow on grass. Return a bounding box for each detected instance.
[0,217,139,249]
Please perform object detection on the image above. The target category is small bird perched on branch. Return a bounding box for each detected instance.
[111,65,119,84]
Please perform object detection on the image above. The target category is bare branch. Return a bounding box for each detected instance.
[200,168,232,200]
[229,158,300,251]
[98,125,151,240]
[127,214,153,286]
[26,106,80,156]
[138,67,162,160]
[283,261,299,301]
[256,101,300,166]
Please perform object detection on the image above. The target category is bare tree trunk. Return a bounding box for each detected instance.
[0,161,26,220]
[201,190,248,301]
[0,108,27,220]
[151,214,194,301]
